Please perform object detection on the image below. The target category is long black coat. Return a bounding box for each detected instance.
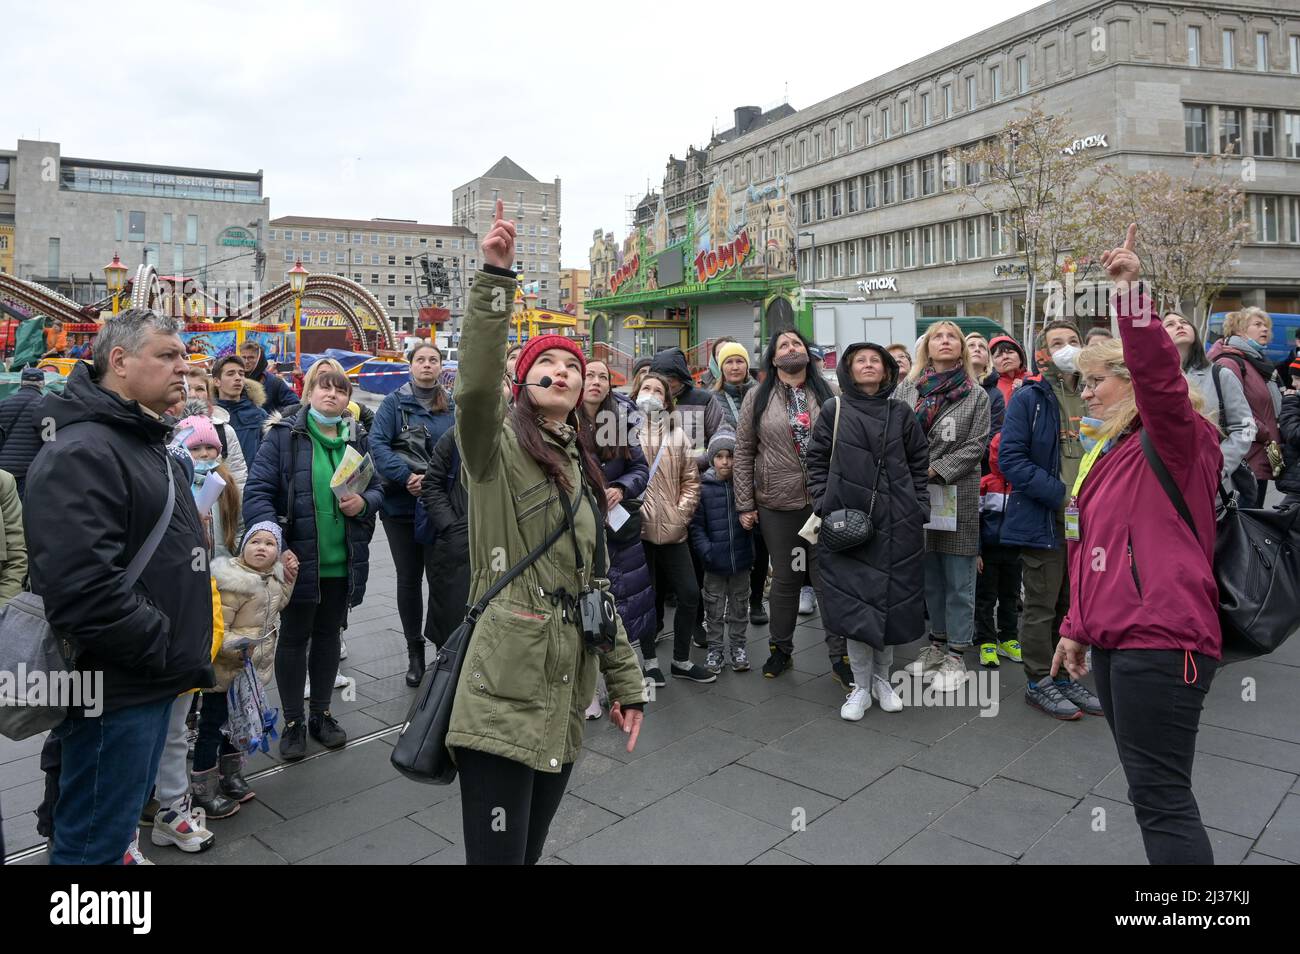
[0,384,44,497]
[420,427,471,645]
[806,344,930,649]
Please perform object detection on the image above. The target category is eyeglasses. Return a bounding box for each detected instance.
[1081,374,1114,392]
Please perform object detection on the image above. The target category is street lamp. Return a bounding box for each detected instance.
[799,231,817,289]
[103,253,129,316]
[288,259,308,370]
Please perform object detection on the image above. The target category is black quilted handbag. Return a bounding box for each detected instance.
[819,399,889,553]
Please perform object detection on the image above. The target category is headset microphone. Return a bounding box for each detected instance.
[514,375,554,389]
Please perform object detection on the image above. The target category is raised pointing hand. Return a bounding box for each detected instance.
[1101,222,1140,286]
[481,198,516,271]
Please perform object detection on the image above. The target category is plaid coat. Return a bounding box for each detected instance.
[892,378,990,556]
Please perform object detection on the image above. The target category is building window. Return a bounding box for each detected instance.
[966,75,976,110]
[746,158,752,182]
[942,154,958,190]
[371,273,379,284]
[815,247,827,281]
[845,119,855,147]
[901,100,910,132]
[1184,105,1209,153]
[1017,55,1029,92]
[943,223,957,262]
[864,237,877,273]
[48,238,60,277]
[865,116,874,146]
[1253,195,1278,242]
[1188,26,1201,66]
[864,173,877,209]
[965,218,981,258]
[388,255,397,265]
[922,226,935,265]
[799,139,807,165]
[964,156,982,186]
[336,252,346,264]
[1220,108,1244,154]
[989,213,1003,254]
[881,107,890,138]
[353,233,363,245]
[114,210,124,241]
[829,128,837,155]
[1257,31,1269,71]
[267,228,277,241]
[128,211,145,241]
[921,92,931,126]
[1288,197,1300,243]
[387,235,397,247]
[1291,35,1299,73]
[336,232,345,243]
[162,213,172,244]
[848,240,858,274]
[404,274,413,285]
[284,249,294,263]
[832,243,844,277]
[370,234,379,245]
[902,230,915,267]
[901,163,915,201]
[785,143,793,169]
[831,182,842,216]
[1253,110,1275,156]
[846,177,859,213]
[371,254,380,265]
[1285,112,1300,158]
[922,156,937,195]
[816,188,826,220]
[991,65,1002,100]
[881,167,895,204]
[799,192,811,224]
[882,234,895,270]
[943,85,953,118]
[301,251,312,264]
[1223,30,1236,68]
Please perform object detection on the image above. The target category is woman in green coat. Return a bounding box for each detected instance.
[447,201,647,865]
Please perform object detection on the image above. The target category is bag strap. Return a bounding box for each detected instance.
[1139,429,1199,542]
[126,449,177,588]
[640,441,668,500]
[464,513,569,625]
[1211,363,1227,432]
[864,411,891,521]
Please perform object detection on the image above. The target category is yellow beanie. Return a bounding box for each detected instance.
[716,342,750,369]
[347,401,361,420]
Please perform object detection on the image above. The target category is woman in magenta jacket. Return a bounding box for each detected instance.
[1053,225,1222,865]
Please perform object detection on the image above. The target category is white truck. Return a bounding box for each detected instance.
[809,297,918,372]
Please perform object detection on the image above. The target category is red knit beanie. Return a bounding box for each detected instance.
[512,334,586,399]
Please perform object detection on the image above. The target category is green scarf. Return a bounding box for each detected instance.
[307,414,350,579]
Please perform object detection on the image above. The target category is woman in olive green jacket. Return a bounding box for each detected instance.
[446,201,647,865]
[0,469,26,606]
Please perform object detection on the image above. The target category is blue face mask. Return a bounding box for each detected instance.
[1079,416,1106,453]
[309,406,343,426]
[192,458,220,475]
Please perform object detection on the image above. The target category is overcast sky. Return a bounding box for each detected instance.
[8,0,1039,268]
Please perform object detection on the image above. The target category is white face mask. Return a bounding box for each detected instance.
[1052,344,1081,374]
[636,394,664,415]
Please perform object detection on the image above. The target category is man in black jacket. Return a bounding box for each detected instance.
[419,427,470,657]
[27,308,214,866]
[0,366,47,498]
[240,339,300,414]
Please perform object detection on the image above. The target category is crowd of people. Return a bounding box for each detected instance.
[0,210,1297,866]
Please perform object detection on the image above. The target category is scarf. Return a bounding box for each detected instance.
[1225,337,1279,382]
[912,366,973,433]
[409,380,442,412]
[784,384,812,462]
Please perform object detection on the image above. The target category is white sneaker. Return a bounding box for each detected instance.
[584,695,603,721]
[303,672,350,698]
[150,795,215,853]
[872,674,904,712]
[798,586,816,615]
[123,829,154,865]
[338,639,349,661]
[929,653,967,693]
[904,644,947,675]
[840,684,871,721]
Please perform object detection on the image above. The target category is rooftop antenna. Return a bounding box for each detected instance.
[784,82,789,104]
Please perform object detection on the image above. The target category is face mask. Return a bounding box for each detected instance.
[636,394,664,415]
[774,351,809,372]
[309,406,343,426]
[708,356,720,380]
[1052,344,1081,374]
[192,457,220,475]
[1079,416,1106,453]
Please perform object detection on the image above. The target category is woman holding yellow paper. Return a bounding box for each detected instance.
[244,366,383,760]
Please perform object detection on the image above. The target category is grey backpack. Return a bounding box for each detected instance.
[0,441,175,740]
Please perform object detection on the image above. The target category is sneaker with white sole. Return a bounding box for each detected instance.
[338,639,349,661]
[929,653,967,693]
[904,644,947,675]
[584,696,603,721]
[871,674,904,712]
[730,646,751,672]
[840,684,871,721]
[644,665,666,688]
[705,648,725,674]
[303,672,351,698]
[150,796,215,853]
[671,661,717,683]
[798,586,816,615]
[123,829,154,865]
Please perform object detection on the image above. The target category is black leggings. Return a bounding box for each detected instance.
[381,513,438,648]
[275,577,349,723]
[750,530,769,605]
[193,691,239,772]
[1092,646,1217,865]
[455,747,573,865]
[643,540,700,664]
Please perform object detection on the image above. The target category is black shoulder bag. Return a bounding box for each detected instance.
[1140,430,1300,661]
[820,399,890,553]
[391,504,570,784]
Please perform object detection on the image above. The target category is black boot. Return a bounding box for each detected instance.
[218,752,254,803]
[190,767,240,819]
[405,644,426,687]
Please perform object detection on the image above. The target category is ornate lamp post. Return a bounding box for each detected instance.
[103,253,129,316]
[288,259,308,370]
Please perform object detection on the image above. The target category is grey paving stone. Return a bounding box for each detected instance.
[707,666,815,706]
[739,717,923,799]
[0,754,45,793]
[583,692,749,763]
[352,671,420,705]
[1243,851,1295,864]
[866,687,986,746]
[0,778,45,820]
[351,651,415,680]
[714,693,838,744]
[558,791,786,865]
[257,775,453,861]
[790,645,833,677]
[573,728,759,817]
[882,829,1014,865]
[905,719,1037,787]
[779,767,973,865]
[195,797,285,843]
[251,739,401,819]
[783,672,855,709]
[748,849,810,865]
[409,793,463,843]
[144,831,289,866]
[1093,752,1295,839]
[1196,725,1300,776]
[980,688,1077,741]
[1255,793,1300,864]
[539,795,620,855]
[998,713,1120,797]
[0,733,47,765]
[414,841,466,864]
[299,817,450,865]
[538,856,570,864]
[360,696,417,727]
[569,749,621,788]
[0,810,42,854]
[1201,660,1300,744]
[931,777,1076,858]
[686,763,839,830]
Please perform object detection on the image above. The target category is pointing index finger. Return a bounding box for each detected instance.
[495,198,504,223]
[1122,222,1137,251]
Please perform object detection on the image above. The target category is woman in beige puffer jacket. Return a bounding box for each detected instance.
[635,372,713,686]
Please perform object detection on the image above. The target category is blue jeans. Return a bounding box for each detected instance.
[923,551,977,649]
[50,696,173,865]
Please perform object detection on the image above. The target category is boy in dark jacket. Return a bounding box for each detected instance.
[1278,390,1300,503]
[689,430,755,673]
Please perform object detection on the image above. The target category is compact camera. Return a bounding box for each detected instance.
[577,588,618,655]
